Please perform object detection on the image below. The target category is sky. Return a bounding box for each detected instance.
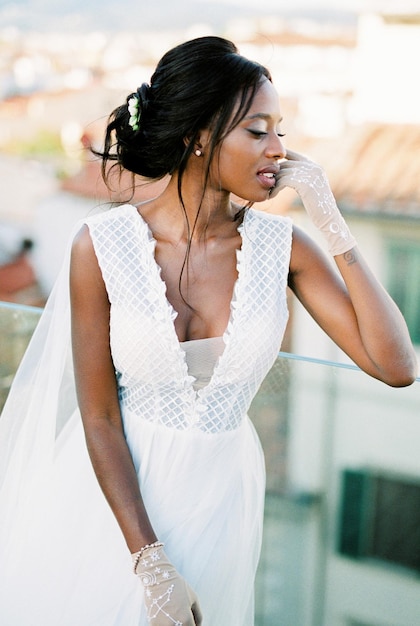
[200,0,418,11]
[1,0,418,34]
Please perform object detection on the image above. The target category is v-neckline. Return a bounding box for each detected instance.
[131,204,247,395]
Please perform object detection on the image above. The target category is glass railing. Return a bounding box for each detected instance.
[1,302,419,626]
[0,301,43,410]
[252,352,420,626]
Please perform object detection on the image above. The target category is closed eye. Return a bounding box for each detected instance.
[247,129,286,138]
[247,129,267,137]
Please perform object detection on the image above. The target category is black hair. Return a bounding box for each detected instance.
[99,36,271,194]
[98,36,272,309]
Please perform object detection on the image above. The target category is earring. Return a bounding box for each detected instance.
[194,149,202,157]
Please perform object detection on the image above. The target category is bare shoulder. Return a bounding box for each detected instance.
[71,224,95,260]
[70,225,101,275]
[70,224,107,300]
[289,224,330,276]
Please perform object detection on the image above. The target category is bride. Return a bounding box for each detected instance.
[0,36,416,626]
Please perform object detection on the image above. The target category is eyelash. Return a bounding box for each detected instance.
[248,130,286,138]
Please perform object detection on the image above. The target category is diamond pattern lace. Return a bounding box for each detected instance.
[86,205,292,435]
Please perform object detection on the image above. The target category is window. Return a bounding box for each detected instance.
[338,469,420,574]
[387,241,420,344]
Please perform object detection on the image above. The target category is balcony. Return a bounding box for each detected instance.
[1,301,419,626]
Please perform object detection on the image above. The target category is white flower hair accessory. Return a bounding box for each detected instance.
[128,95,140,131]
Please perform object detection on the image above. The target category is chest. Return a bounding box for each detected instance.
[88,206,292,379]
[155,234,241,341]
[89,206,293,395]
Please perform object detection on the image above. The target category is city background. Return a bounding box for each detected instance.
[0,1,419,625]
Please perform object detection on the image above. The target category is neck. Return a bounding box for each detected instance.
[145,172,239,242]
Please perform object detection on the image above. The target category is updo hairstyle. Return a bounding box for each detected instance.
[100,36,271,185]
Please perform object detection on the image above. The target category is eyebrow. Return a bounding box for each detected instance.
[244,113,283,123]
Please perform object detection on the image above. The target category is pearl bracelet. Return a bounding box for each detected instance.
[131,540,164,575]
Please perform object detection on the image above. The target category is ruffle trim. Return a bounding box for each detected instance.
[113,206,255,422]
[132,208,197,404]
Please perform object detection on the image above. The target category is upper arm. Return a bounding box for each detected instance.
[70,225,121,424]
[288,225,370,367]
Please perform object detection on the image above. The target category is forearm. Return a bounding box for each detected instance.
[70,229,158,553]
[280,151,417,386]
[83,415,157,552]
[335,247,417,385]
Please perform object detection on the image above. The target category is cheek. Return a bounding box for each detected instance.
[211,136,261,194]
[217,156,247,191]
[218,140,253,175]
[209,151,237,186]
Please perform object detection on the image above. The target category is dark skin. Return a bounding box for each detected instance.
[70,79,417,561]
[70,217,417,555]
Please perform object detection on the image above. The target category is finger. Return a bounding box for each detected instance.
[278,161,301,170]
[191,602,203,625]
[285,149,310,162]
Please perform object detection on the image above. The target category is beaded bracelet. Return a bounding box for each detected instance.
[131,540,164,575]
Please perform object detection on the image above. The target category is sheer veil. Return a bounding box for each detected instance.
[0,205,289,625]
[0,222,81,564]
[0,218,141,625]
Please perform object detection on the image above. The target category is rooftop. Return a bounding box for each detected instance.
[311,123,420,219]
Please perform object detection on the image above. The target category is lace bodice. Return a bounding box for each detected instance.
[86,205,292,434]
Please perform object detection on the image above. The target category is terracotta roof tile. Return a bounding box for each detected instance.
[322,124,420,217]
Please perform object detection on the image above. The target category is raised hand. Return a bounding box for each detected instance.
[275,150,357,256]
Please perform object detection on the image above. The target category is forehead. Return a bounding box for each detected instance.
[246,79,281,118]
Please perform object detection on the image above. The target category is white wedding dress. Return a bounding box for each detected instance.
[0,205,292,625]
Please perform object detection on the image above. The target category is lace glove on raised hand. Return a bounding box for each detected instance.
[276,149,357,256]
[133,545,202,626]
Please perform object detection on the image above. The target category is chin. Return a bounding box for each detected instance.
[237,190,272,204]
[254,192,273,203]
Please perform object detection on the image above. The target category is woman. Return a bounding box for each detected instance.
[0,36,416,626]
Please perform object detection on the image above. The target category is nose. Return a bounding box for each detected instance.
[267,133,286,160]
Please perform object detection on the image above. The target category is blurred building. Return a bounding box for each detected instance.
[276,10,420,626]
[0,223,43,305]
[0,7,419,626]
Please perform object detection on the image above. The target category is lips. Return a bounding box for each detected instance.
[257,166,279,190]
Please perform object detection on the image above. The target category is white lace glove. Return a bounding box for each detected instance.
[134,545,202,626]
[275,149,357,256]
